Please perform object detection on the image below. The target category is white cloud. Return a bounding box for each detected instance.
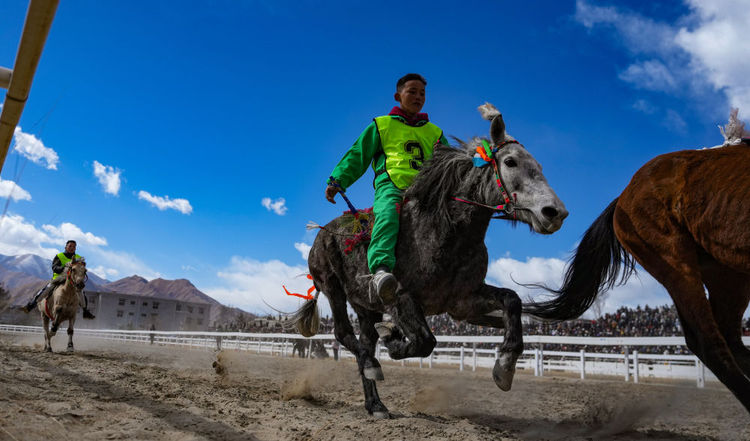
[42,222,107,247]
[86,247,161,281]
[0,178,31,202]
[203,256,322,316]
[619,60,677,92]
[294,242,311,260]
[575,0,750,116]
[632,99,657,115]
[93,160,121,195]
[261,197,287,215]
[138,190,193,214]
[0,214,57,257]
[663,109,688,132]
[0,212,160,281]
[676,0,750,112]
[487,255,671,319]
[12,126,59,170]
[90,265,119,279]
[574,0,677,56]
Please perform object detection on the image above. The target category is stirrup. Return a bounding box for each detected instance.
[83,309,95,320]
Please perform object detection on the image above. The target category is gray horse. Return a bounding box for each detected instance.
[290,103,567,418]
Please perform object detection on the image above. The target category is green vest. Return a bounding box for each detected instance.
[373,116,443,190]
[53,252,82,279]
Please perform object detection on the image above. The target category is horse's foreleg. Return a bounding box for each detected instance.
[42,316,52,352]
[382,291,436,360]
[460,284,524,391]
[67,317,75,352]
[50,308,60,334]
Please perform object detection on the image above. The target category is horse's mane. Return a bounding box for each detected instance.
[406,139,500,229]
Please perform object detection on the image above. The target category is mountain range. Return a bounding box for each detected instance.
[0,253,252,325]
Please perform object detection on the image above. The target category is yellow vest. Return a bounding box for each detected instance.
[53,252,82,279]
[373,116,443,189]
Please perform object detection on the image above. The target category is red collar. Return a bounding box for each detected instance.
[389,107,429,126]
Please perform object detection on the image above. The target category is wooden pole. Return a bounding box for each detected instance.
[0,0,60,173]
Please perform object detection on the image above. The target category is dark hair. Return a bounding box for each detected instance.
[66,240,77,246]
[396,73,427,92]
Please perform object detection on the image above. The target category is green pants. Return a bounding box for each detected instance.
[367,179,403,273]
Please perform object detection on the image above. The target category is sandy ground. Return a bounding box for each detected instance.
[0,334,748,441]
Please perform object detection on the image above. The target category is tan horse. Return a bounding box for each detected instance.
[38,259,87,352]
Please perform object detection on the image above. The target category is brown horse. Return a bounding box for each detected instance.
[524,141,750,413]
[39,259,87,352]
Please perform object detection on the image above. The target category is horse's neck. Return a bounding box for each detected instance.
[56,279,78,301]
[406,193,493,246]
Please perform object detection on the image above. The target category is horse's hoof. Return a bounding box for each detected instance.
[45,347,52,353]
[364,366,384,381]
[492,353,518,391]
[374,322,396,340]
[369,402,390,419]
[67,345,74,352]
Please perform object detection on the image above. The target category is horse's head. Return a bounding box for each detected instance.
[476,103,568,234]
[67,258,88,286]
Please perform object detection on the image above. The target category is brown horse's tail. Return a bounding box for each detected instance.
[285,290,321,337]
[523,198,636,321]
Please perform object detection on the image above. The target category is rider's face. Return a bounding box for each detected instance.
[65,242,76,254]
[395,80,426,117]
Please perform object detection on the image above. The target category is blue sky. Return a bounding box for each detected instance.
[1,0,748,317]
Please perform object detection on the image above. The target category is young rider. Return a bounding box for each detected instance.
[21,240,96,319]
[325,73,449,305]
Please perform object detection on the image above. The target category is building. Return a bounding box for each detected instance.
[79,291,211,331]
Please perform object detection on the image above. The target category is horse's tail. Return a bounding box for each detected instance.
[285,290,321,337]
[523,198,636,321]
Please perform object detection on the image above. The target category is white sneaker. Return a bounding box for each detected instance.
[372,268,398,305]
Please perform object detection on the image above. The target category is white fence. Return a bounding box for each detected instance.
[3,324,747,388]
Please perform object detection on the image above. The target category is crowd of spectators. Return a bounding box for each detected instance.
[218,304,750,356]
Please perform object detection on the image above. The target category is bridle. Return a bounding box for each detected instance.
[67,262,88,285]
[453,139,520,220]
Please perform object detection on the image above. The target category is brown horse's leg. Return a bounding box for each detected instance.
[616,214,750,412]
[701,263,750,376]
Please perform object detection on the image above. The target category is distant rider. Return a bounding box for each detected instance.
[21,240,95,319]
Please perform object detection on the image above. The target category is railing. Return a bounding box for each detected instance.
[4,324,746,388]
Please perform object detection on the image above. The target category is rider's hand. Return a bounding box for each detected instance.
[325,185,339,204]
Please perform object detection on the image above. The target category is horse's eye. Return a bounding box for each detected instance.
[504,158,517,167]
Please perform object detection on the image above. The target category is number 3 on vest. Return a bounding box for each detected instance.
[404,141,424,170]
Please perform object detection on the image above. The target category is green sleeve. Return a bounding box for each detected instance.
[329,122,381,191]
[439,133,449,146]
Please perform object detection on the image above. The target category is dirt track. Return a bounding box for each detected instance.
[1,334,748,441]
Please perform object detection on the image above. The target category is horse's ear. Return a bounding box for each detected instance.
[478,102,506,146]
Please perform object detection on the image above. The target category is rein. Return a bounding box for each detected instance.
[328,177,369,231]
[453,139,519,219]
[43,298,54,320]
